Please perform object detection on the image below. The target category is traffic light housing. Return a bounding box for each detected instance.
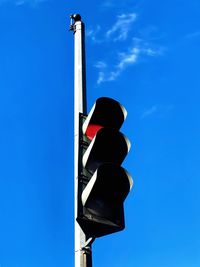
[76,97,133,238]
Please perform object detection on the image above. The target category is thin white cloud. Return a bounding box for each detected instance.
[102,0,115,8]
[0,0,47,6]
[117,47,139,69]
[86,25,101,43]
[185,31,200,39]
[97,72,106,85]
[95,42,163,85]
[143,47,159,56]
[96,69,120,85]
[140,105,174,119]
[18,0,47,5]
[95,61,108,84]
[87,13,138,44]
[106,13,137,41]
[96,47,139,84]
[88,13,165,85]
[101,0,134,9]
[94,61,107,69]
[141,105,158,119]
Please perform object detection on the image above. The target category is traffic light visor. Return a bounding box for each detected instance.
[83,97,127,140]
[82,127,131,173]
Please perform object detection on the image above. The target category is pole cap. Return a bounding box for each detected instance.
[70,14,81,22]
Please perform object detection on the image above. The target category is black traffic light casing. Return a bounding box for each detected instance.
[76,97,133,238]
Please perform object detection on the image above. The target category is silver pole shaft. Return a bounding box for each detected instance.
[73,18,91,267]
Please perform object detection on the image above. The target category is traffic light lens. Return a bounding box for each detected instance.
[85,124,104,140]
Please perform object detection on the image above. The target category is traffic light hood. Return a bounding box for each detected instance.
[83,127,131,173]
[83,97,127,140]
[78,163,133,237]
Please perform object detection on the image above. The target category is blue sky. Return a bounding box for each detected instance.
[0,0,200,267]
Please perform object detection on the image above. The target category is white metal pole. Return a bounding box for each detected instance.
[70,15,91,267]
[74,18,86,267]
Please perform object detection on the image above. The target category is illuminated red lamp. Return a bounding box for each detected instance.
[85,124,104,140]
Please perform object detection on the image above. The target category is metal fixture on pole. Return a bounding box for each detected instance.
[70,14,93,267]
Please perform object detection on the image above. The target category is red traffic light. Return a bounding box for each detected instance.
[85,124,104,140]
[83,97,127,137]
[77,97,133,238]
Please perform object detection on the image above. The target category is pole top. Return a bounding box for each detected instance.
[70,14,82,31]
[70,14,81,22]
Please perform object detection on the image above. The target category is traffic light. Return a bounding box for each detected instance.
[76,97,133,238]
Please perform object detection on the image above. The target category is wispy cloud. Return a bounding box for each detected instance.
[94,61,108,84]
[106,13,137,41]
[86,25,101,43]
[185,30,200,39]
[87,13,137,43]
[0,0,47,6]
[95,42,163,85]
[101,0,140,10]
[140,105,174,119]
[94,61,107,69]
[140,105,158,119]
[101,0,115,8]
[87,12,165,85]
[117,47,139,70]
